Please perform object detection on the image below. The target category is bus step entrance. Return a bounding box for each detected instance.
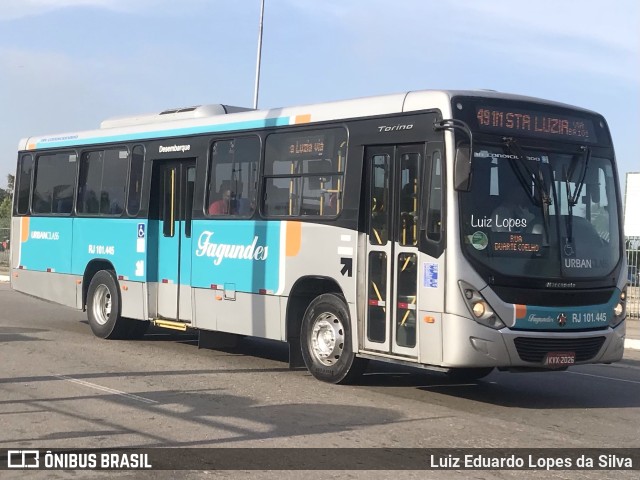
[152,319,189,332]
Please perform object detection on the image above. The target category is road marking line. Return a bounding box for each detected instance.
[566,370,640,385]
[55,374,158,404]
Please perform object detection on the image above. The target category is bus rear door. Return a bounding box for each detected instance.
[150,160,196,323]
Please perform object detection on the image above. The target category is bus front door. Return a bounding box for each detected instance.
[363,145,423,357]
[151,160,196,322]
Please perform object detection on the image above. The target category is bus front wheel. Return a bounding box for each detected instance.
[87,270,130,339]
[300,293,366,384]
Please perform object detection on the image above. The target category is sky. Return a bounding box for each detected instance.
[0,0,638,193]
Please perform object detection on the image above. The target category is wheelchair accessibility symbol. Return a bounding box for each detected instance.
[137,223,145,239]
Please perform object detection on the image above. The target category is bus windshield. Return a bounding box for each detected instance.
[459,144,620,280]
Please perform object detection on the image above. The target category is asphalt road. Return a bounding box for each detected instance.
[1,283,639,480]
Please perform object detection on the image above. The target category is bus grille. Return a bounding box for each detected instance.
[513,337,606,363]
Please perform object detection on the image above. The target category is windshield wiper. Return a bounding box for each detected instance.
[564,146,591,206]
[563,146,591,243]
[502,137,551,247]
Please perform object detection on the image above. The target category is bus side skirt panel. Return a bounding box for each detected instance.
[120,280,146,320]
[11,269,79,310]
[192,288,282,341]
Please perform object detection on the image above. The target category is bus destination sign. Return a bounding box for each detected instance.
[475,106,598,144]
[287,135,325,157]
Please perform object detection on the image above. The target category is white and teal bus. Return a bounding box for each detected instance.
[10,90,628,383]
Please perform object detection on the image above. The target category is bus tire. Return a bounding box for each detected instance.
[300,293,367,384]
[447,367,494,382]
[87,270,129,339]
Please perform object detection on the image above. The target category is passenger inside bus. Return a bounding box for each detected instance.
[208,187,232,215]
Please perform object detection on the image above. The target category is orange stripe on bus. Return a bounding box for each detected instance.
[515,304,527,319]
[285,221,302,257]
[294,114,311,124]
[21,217,30,243]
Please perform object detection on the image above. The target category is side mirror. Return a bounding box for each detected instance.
[454,144,472,191]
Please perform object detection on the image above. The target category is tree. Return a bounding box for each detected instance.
[0,174,12,203]
[0,174,12,230]
[0,195,9,217]
[0,196,9,230]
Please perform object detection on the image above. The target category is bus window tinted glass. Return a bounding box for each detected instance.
[207,137,259,217]
[78,149,128,215]
[369,154,389,245]
[263,128,347,217]
[399,152,420,246]
[78,151,103,214]
[101,150,128,214]
[427,151,443,241]
[185,166,195,237]
[33,153,77,214]
[16,154,33,215]
[127,146,144,215]
[459,147,619,279]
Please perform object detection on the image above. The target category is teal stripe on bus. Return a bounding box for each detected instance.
[35,116,292,149]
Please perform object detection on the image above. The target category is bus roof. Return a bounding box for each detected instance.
[18,89,598,151]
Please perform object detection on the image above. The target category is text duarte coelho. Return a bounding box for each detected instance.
[196,231,268,265]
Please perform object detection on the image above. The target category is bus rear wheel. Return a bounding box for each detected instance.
[87,270,130,339]
[300,293,366,384]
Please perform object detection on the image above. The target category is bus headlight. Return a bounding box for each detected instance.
[472,301,486,317]
[459,281,505,330]
[610,287,626,328]
[613,303,623,317]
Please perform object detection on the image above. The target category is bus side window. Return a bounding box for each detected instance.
[101,150,128,215]
[426,151,443,241]
[263,129,346,218]
[264,185,292,216]
[207,137,259,217]
[127,145,144,216]
[16,154,33,215]
[370,155,389,245]
[184,166,195,238]
[77,149,128,216]
[399,152,420,246]
[32,152,77,215]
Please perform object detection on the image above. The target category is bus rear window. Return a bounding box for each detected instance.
[16,154,33,215]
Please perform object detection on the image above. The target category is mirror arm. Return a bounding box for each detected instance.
[435,119,474,192]
[434,119,473,146]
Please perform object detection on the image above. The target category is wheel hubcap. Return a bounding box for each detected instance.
[310,312,345,366]
[92,284,112,326]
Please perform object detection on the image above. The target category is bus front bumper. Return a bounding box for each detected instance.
[440,313,626,369]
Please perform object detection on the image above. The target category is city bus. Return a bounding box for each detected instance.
[10,89,628,383]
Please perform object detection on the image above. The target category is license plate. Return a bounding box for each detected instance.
[544,352,576,367]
